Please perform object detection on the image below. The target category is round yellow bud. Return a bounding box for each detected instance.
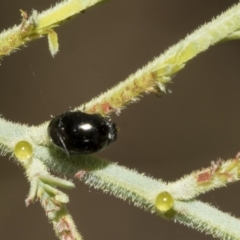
[14,141,33,160]
[155,191,174,212]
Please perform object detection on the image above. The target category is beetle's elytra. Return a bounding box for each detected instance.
[48,111,117,155]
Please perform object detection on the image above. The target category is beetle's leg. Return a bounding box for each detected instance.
[56,131,70,157]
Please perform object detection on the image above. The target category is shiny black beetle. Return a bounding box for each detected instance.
[48,111,117,155]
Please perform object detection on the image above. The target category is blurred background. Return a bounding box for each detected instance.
[0,0,240,239]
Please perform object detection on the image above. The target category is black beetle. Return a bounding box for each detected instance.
[48,111,117,155]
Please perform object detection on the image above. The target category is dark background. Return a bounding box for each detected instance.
[0,0,240,239]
